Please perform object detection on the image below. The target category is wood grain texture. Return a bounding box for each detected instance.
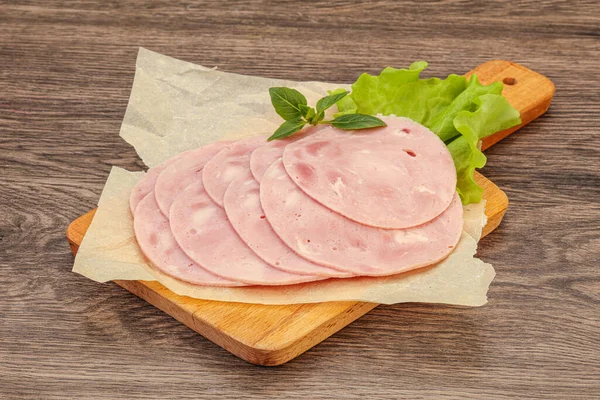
[1,0,599,398]
[66,172,507,366]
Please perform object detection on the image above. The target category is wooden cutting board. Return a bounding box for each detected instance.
[67,60,554,366]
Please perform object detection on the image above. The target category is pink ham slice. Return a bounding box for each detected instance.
[133,193,242,286]
[223,172,353,278]
[260,159,463,276]
[202,135,268,207]
[154,141,229,216]
[249,126,324,183]
[282,116,457,229]
[169,179,322,286]
[129,151,189,215]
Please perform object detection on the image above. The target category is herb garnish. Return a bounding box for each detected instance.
[267,87,386,141]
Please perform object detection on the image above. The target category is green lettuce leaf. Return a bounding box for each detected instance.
[450,94,522,203]
[337,63,521,204]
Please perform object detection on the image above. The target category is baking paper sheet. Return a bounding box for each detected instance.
[121,48,344,168]
[73,48,495,306]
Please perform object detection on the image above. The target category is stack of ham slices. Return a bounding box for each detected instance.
[130,116,464,287]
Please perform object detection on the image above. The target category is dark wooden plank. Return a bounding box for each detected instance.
[0,1,598,399]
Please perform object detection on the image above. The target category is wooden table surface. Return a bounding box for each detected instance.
[1,1,599,399]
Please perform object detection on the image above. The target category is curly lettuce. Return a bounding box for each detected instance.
[335,62,521,204]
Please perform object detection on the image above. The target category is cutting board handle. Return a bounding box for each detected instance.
[466,60,555,149]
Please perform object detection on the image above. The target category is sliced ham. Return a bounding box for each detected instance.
[169,179,322,286]
[133,192,242,286]
[260,159,463,276]
[202,135,268,207]
[282,116,457,229]
[154,141,229,216]
[223,172,353,278]
[129,151,188,215]
[249,126,324,182]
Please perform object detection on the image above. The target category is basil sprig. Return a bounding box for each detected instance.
[268,87,386,141]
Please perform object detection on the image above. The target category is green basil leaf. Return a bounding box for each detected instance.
[305,108,316,123]
[331,114,387,130]
[313,110,325,124]
[298,104,313,118]
[269,87,308,120]
[316,90,349,114]
[268,118,307,141]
